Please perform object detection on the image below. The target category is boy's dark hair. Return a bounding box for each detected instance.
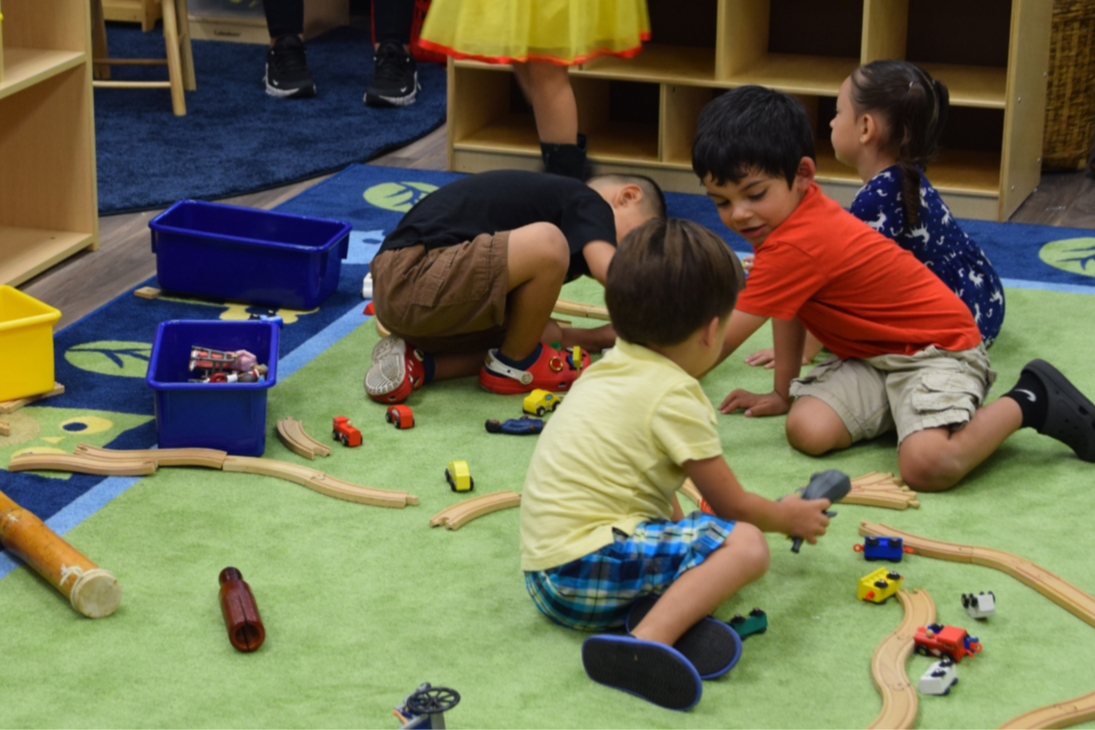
[606,218,744,348]
[588,173,668,220]
[692,86,816,187]
[850,60,950,228]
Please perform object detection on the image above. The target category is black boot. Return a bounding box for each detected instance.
[541,133,589,180]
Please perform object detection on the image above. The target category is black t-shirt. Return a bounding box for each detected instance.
[378,170,617,280]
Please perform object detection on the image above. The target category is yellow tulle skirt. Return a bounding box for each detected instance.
[419,0,651,65]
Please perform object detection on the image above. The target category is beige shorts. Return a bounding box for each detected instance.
[370,233,510,354]
[789,344,996,445]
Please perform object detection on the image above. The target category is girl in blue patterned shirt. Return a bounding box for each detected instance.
[745,60,1005,370]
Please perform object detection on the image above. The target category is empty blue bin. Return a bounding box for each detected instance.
[146,319,280,456]
[149,200,351,310]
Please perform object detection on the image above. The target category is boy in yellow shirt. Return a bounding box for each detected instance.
[519,218,833,710]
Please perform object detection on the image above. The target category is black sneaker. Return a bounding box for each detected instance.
[264,35,316,99]
[364,42,420,107]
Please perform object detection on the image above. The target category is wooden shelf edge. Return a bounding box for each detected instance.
[0,228,97,288]
[0,49,87,102]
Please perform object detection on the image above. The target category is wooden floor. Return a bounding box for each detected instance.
[18,123,1095,332]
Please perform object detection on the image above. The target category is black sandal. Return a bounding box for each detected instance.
[626,596,743,679]
[582,634,702,711]
[1022,359,1095,462]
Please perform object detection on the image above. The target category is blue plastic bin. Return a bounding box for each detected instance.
[149,200,351,310]
[146,319,280,456]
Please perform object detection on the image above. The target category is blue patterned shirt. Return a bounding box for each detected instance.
[850,166,1004,346]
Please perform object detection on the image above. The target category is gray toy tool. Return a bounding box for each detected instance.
[790,470,851,553]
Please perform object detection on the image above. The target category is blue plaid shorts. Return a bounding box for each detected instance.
[524,512,736,632]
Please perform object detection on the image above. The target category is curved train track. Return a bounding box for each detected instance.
[275,417,331,460]
[430,491,521,531]
[868,588,936,730]
[860,521,1095,729]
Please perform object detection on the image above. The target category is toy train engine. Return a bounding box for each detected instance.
[914,623,982,663]
[855,536,908,562]
[332,416,362,447]
[962,591,995,620]
[728,608,768,639]
[857,567,903,604]
[918,658,958,696]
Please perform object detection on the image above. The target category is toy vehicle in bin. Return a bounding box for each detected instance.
[914,624,982,662]
[485,417,544,435]
[332,416,362,447]
[386,405,414,429]
[857,567,903,604]
[962,591,995,620]
[918,658,958,696]
[855,536,908,562]
[445,460,473,492]
[523,389,562,417]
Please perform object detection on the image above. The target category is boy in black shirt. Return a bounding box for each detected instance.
[365,170,666,403]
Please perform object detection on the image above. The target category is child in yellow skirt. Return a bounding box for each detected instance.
[419,0,650,178]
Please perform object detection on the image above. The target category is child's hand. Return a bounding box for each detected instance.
[745,348,815,370]
[719,389,790,416]
[779,494,831,546]
[741,254,754,273]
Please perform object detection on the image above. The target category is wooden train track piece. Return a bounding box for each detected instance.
[0,421,9,437]
[430,491,522,531]
[275,417,332,460]
[134,286,161,300]
[678,479,703,508]
[7,453,157,476]
[998,689,1095,729]
[843,472,920,510]
[0,383,65,414]
[74,443,228,469]
[867,588,936,730]
[552,298,610,322]
[222,457,416,509]
[860,521,1095,630]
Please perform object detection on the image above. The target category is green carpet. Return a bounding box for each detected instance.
[1,282,1094,729]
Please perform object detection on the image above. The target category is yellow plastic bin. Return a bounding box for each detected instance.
[0,286,62,403]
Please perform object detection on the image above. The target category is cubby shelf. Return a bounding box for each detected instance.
[447,0,1052,222]
[0,0,99,288]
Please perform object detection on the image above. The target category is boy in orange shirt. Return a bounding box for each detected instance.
[691,86,1095,491]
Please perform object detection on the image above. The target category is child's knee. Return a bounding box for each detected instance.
[785,411,835,456]
[723,522,770,580]
[517,222,570,271]
[898,444,961,492]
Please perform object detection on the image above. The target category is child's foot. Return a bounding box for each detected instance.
[478,343,590,395]
[626,596,743,679]
[581,634,702,711]
[1015,360,1095,462]
[364,335,429,404]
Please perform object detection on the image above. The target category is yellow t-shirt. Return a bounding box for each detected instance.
[519,338,724,572]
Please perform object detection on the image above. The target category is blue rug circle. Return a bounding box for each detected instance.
[94,24,447,215]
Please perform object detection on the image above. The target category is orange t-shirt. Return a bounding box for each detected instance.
[734,184,982,360]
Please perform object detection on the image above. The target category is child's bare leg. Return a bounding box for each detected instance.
[430,350,488,381]
[511,61,578,144]
[898,398,1022,492]
[785,395,854,455]
[630,523,769,646]
[501,222,570,361]
[542,320,617,352]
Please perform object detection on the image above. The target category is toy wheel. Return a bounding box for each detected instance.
[536,407,546,417]
[469,477,475,490]
[386,412,394,423]
[332,431,339,441]
[405,685,461,715]
[340,434,348,446]
[445,469,455,491]
[393,415,401,428]
[914,645,930,656]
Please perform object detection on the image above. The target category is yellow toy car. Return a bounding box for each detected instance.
[857,567,903,604]
[445,460,473,492]
[523,389,562,417]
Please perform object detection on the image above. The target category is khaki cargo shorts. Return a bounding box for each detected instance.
[789,344,996,445]
[370,233,510,354]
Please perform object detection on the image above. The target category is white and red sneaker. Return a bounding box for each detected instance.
[479,343,591,395]
[365,335,427,404]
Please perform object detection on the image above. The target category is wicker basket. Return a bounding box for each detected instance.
[1043,0,1095,171]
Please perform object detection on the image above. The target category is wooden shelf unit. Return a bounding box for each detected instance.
[0,0,99,288]
[447,0,1052,221]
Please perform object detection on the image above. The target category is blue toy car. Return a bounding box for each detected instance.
[485,417,545,435]
[856,536,906,562]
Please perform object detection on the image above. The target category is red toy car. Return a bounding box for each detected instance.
[914,623,982,663]
[332,416,362,447]
[386,405,414,429]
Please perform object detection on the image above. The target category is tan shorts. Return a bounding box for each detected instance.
[789,344,996,445]
[369,233,510,354]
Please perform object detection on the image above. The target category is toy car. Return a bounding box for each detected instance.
[918,658,958,696]
[914,623,982,663]
[331,416,362,447]
[523,389,562,417]
[857,567,903,604]
[445,460,473,492]
[855,536,908,562]
[386,405,414,429]
[728,608,768,639]
[962,591,995,620]
[485,417,544,435]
